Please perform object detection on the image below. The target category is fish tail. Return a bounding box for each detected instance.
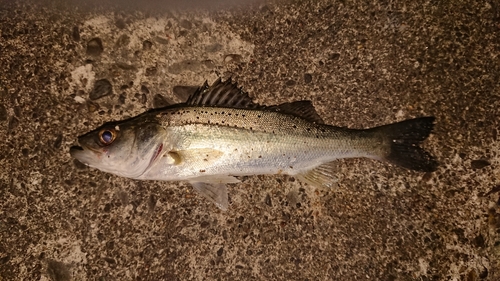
[374,117,438,172]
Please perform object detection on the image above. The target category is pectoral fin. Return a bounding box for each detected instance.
[296,162,339,188]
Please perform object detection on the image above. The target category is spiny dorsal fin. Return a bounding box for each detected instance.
[268,101,324,124]
[186,78,261,109]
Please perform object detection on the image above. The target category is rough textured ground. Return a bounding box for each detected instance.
[1,0,499,280]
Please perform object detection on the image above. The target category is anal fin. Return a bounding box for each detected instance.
[297,162,339,188]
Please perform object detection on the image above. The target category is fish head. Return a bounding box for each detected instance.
[70,117,166,178]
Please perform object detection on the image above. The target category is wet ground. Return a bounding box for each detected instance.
[1,0,499,280]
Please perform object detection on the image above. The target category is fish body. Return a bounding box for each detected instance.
[71,79,437,209]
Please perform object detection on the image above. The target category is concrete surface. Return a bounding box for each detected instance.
[1,0,499,280]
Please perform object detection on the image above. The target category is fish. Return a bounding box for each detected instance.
[70,78,438,210]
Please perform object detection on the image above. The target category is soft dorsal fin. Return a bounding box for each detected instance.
[186,78,261,109]
[268,101,324,124]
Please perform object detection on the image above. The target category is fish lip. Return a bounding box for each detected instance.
[69,144,102,166]
[70,145,84,151]
[69,145,84,158]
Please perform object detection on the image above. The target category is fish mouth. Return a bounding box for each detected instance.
[70,144,101,166]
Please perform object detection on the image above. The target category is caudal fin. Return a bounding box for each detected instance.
[374,117,438,172]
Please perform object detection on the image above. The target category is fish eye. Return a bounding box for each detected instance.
[99,129,116,145]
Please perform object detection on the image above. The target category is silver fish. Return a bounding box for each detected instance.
[70,79,437,210]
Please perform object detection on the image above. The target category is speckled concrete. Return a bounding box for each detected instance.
[1,0,499,280]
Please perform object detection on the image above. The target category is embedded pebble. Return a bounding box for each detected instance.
[224,54,242,64]
[71,26,80,41]
[115,18,126,29]
[153,94,170,108]
[53,134,63,149]
[0,104,7,121]
[471,159,490,169]
[87,101,100,112]
[142,40,153,50]
[304,73,312,83]
[89,79,113,100]
[115,34,130,47]
[180,19,193,30]
[205,43,222,53]
[134,93,147,104]
[167,60,202,74]
[145,66,157,76]
[154,36,169,45]
[140,85,149,94]
[86,38,103,56]
[46,260,71,281]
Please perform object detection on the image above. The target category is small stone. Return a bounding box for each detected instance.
[115,18,126,29]
[143,40,153,50]
[115,62,136,70]
[0,104,7,121]
[224,54,242,64]
[148,194,156,213]
[205,43,222,53]
[8,117,19,133]
[103,257,116,264]
[46,260,71,281]
[145,66,157,76]
[330,53,340,61]
[140,85,150,94]
[304,73,312,83]
[285,80,296,86]
[53,134,63,149]
[216,247,223,256]
[90,79,113,100]
[471,159,490,169]
[118,94,126,104]
[180,19,192,30]
[134,93,147,104]
[155,36,169,45]
[153,94,170,108]
[115,34,130,47]
[71,26,80,41]
[87,101,100,112]
[473,234,485,248]
[265,194,272,206]
[202,60,215,69]
[86,38,104,56]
